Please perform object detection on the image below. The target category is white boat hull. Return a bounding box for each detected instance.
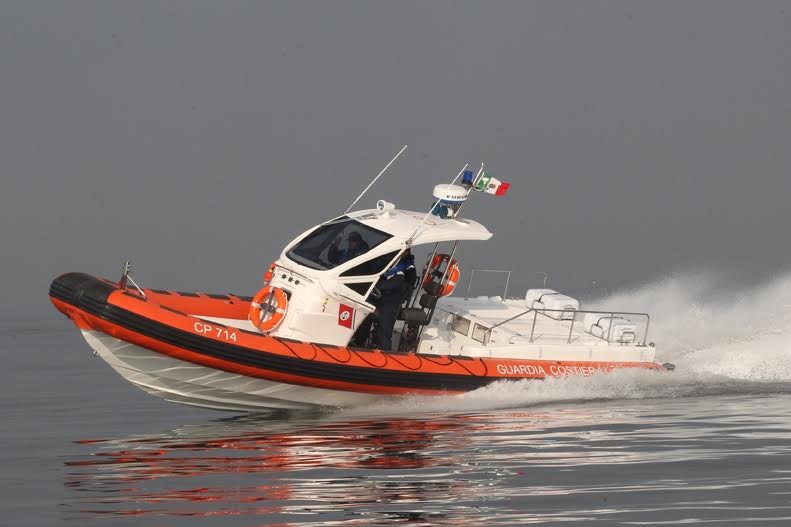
[81,330,382,412]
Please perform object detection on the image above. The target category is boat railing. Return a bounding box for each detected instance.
[465,269,512,298]
[483,307,651,346]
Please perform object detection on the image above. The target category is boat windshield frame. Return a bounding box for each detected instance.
[286,216,393,271]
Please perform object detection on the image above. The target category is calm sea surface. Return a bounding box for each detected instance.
[3,315,791,526]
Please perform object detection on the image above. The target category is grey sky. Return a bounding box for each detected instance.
[2,1,790,312]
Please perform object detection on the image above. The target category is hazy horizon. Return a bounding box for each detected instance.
[2,1,790,315]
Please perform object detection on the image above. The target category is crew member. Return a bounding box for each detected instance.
[374,249,417,350]
[328,231,369,264]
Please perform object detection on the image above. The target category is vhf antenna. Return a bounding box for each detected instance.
[344,144,408,214]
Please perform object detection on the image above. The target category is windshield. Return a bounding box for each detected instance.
[286,217,393,271]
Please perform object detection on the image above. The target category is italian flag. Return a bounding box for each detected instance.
[474,172,511,196]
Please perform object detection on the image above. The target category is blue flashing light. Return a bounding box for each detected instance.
[462,170,474,185]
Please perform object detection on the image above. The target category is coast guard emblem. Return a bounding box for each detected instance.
[338,304,354,329]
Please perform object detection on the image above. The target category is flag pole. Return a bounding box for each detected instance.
[344,144,408,214]
[454,163,485,217]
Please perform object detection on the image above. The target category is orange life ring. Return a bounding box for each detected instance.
[249,286,288,333]
[423,254,460,297]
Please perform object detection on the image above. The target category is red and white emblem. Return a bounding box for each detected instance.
[338,303,355,329]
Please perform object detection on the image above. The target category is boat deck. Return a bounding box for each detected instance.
[439,297,608,346]
[421,296,655,361]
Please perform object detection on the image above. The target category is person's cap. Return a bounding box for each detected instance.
[348,231,363,242]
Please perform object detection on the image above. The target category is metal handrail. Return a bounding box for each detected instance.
[416,240,459,343]
[465,269,512,298]
[482,307,651,346]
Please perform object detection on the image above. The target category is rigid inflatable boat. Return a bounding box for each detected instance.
[50,162,668,411]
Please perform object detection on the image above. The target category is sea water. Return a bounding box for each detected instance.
[2,273,791,526]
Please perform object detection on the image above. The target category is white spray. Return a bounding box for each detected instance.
[342,272,791,416]
[595,271,791,381]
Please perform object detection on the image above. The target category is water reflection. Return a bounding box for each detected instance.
[64,398,791,525]
[65,412,512,524]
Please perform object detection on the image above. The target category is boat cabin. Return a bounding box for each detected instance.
[266,203,491,348]
[248,181,654,364]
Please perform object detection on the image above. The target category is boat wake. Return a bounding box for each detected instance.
[343,271,791,416]
[597,270,791,381]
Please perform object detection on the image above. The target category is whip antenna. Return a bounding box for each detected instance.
[344,144,408,214]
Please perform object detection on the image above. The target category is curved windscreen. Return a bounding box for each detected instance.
[340,250,400,277]
[286,217,393,271]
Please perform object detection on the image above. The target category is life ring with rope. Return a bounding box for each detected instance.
[423,253,460,297]
[249,285,288,333]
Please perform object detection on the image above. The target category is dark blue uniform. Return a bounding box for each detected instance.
[374,255,417,350]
